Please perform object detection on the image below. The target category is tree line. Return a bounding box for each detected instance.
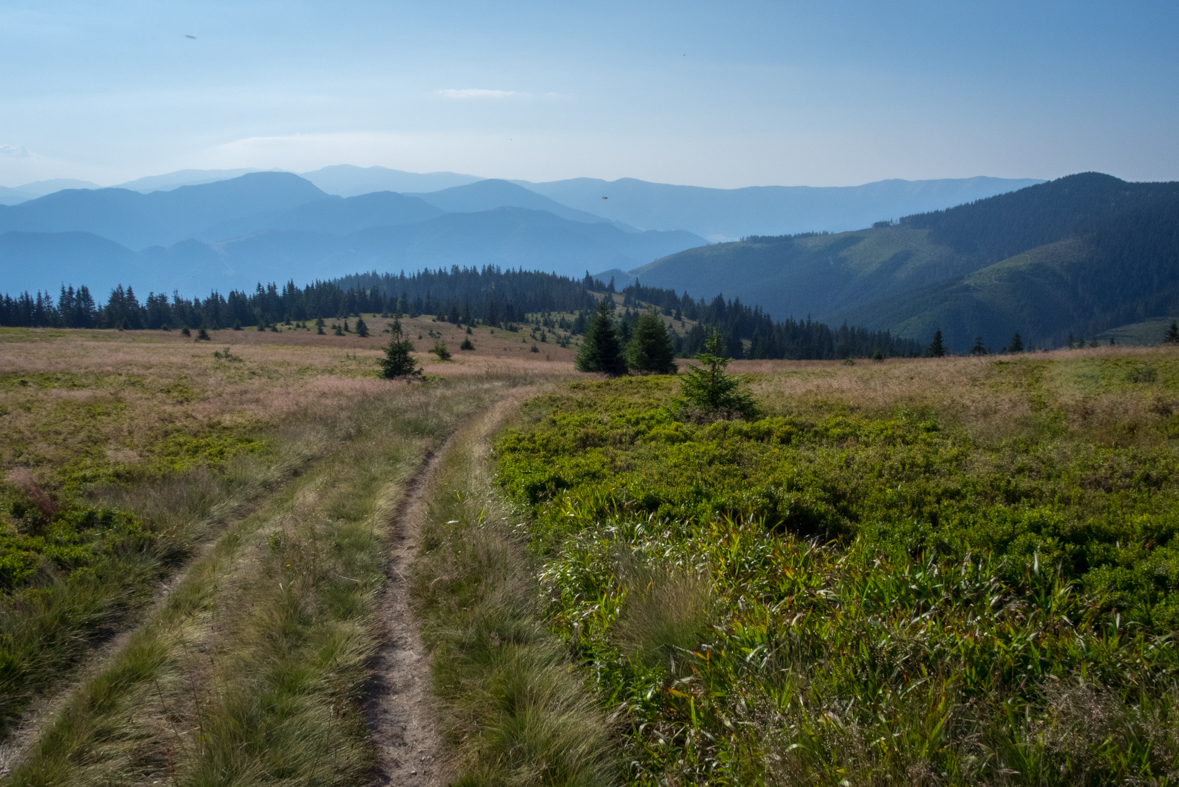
[0,265,921,360]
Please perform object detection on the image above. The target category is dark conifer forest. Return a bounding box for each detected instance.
[0,266,921,359]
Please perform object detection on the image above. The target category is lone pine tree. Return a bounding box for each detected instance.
[925,328,947,358]
[379,319,420,378]
[576,299,627,376]
[626,310,678,374]
[1008,332,1024,353]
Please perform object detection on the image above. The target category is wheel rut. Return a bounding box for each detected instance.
[366,387,539,787]
[365,437,454,786]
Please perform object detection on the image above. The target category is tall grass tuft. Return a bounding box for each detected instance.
[414,397,618,786]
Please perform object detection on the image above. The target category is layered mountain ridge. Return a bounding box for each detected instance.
[634,174,1179,350]
[1,169,1037,301]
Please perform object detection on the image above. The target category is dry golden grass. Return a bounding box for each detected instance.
[734,345,1179,446]
[0,320,579,490]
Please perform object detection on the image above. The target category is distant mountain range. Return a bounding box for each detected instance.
[0,168,1038,239]
[0,179,102,206]
[299,165,484,196]
[634,173,1179,351]
[0,173,703,297]
[518,176,1043,241]
[2,167,1042,299]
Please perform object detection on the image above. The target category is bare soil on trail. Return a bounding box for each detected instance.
[366,388,540,787]
[365,440,453,787]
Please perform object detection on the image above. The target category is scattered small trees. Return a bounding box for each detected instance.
[925,329,947,358]
[674,330,756,420]
[575,300,627,376]
[379,319,420,378]
[627,311,678,374]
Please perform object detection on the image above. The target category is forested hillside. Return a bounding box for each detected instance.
[636,173,1179,351]
[0,267,921,359]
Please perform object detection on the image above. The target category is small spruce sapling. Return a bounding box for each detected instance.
[970,336,987,356]
[355,317,368,338]
[1164,321,1179,344]
[379,319,421,379]
[460,337,475,351]
[674,330,757,421]
[430,340,452,360]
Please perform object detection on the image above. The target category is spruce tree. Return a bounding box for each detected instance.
[674,330,756,420]
[1165,321,1179,344]
[379,319,420,378]
[355,317,368,337]
[925,328,947,357]
[970,336,987,356]
[626,311,678,374]
[576,300,627,376]
[1008,332,1024,353]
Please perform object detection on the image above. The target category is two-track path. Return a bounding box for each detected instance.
[2,382,537,787]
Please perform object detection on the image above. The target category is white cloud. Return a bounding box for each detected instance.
[437,88,518,100]
[0,144,31,158]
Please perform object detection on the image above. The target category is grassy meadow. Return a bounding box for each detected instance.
[494,347,1179,785]
[0,317,575,784]
[4,318,1178,787]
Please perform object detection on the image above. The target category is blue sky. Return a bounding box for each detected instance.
[2,0,1177,188]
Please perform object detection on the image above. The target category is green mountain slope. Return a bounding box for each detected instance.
[632,226,967,321]
[837,193,1179,350]
[636,173,1179,352]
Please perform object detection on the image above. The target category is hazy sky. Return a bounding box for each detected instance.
[2,1,1177,188]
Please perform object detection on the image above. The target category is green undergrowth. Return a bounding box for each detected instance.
[0,365,294,735]
[495,356,1179,785]
[0,445,275,738]
[413,399,618,786]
